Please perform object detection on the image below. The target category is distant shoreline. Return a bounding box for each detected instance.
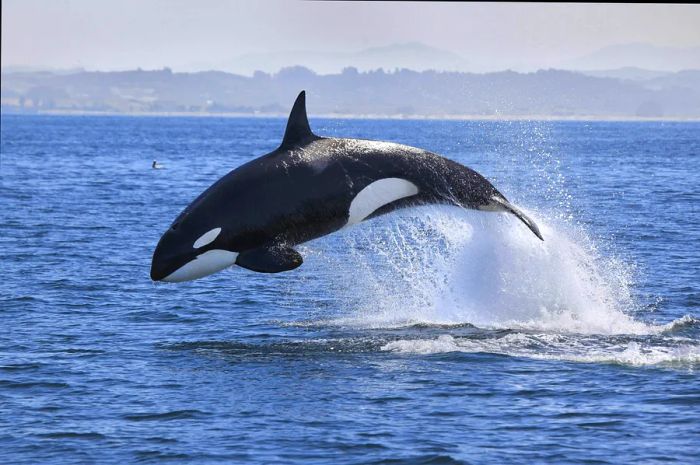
[5,66,699,122]
[3,109,699,123]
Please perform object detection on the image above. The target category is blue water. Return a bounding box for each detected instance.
[1,115,699,464]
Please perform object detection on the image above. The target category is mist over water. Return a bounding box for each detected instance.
[1,115,698,464]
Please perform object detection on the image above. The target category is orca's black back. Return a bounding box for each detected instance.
[191,137,504,250]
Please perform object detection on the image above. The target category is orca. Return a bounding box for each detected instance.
[151,91,543,282]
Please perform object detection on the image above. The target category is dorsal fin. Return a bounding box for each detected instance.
[281,91,316,148]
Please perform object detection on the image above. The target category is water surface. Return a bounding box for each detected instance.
[1,115,699,464]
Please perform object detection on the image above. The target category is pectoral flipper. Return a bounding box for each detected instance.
[236,245,304,273]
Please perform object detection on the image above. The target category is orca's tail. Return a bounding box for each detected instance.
[487,196,544,241]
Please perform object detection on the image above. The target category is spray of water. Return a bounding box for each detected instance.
[308,206,646,334]
[286,122,698,365]
[293,209,699,366]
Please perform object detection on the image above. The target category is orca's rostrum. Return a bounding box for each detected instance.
[151,91,543,282]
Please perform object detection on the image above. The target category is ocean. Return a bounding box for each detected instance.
[1,114,699,464]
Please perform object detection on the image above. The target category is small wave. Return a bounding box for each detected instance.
[367,455,465,465]
[553,342,700,366]
[0,380,70,389]
[381,333,700,367]
[134,450,192,461]
[660,315,700,334]
[58,348,106,355]
[281,318,475,331]
[145,436,179,444]
[165,338,386,358]
[38,432,106,440]
[126,310,203,323]
[0,363,44,371]
[123,409,207,421]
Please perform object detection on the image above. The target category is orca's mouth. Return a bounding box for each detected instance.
[150,253,183,282]
[150,263,169,282]
[151,236,193,282]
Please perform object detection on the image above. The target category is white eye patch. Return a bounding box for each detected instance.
[193,227,222,249]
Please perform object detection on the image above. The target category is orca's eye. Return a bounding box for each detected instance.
[193,227,222,249]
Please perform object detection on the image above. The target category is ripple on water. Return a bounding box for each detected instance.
[36,432,106,440]
[123,409,208,422]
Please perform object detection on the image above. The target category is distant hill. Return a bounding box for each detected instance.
[2,66,699,118]
[184,42,699,76]
[566,43,700,72]
[192,43,471,75]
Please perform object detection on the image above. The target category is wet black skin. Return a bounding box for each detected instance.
[151,91,540,280]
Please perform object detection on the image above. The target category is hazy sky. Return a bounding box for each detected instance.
[3,1,700,72]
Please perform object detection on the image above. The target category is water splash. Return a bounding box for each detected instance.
[283,122,699,367]
[290,205,700,367]
[305,206,651,335]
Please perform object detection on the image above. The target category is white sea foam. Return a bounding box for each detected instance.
[381,333,700,367]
